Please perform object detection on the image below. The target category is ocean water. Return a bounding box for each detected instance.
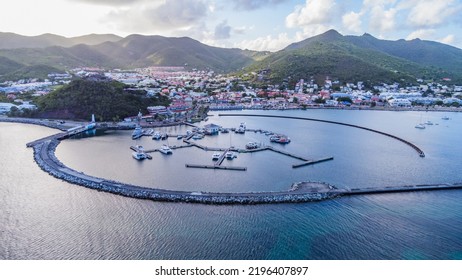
[1,109,462,259]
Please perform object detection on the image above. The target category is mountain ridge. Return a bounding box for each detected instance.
[0,30,461,84]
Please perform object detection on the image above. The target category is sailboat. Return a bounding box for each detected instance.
[415,114,425,129]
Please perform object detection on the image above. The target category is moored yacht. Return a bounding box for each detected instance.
[225,151,236,159]
[212,152,221,160]
[415,123,426,129]
[132,151,147,160]
[131,125,143,139]
[159,144,173,155]
[152,131,161,140]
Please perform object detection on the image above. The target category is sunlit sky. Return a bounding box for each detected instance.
[1,0,461,51]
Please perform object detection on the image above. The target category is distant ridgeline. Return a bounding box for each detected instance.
[33,78,169,121]
[0,30,462,84]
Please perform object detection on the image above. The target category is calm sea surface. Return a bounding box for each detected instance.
[1,109,462,259]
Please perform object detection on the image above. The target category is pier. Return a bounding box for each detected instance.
[219,113,426,157]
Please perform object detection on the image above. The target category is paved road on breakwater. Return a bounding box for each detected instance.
[219,113,426,157]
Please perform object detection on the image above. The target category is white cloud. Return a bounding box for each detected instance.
[285,0,337,28]
[235,33,292,51]
[440,34,455,45]
[407,0,458,28]
[342,11,362,33]
[369,5,397,33]
[214,21,232,40]
[105,0,209,34]
[406,29,435,40]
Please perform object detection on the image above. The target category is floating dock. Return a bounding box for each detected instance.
[185,164,247,171]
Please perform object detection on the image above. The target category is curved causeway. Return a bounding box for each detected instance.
[219,113,426,157]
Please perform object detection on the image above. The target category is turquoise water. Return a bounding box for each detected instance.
[1,109,462,259]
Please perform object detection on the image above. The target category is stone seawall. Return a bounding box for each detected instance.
[32,139,339,205]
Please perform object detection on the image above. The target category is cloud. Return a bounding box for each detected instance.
[440,34,455,45]
[406,0,459,28]
[342,11,362,33]
[67,0,146,6]
[231,0,288,11]
[286,0,337,28]
[235,33,292,51]
[406,29,436,40]
[214,21,232,40]
[105,0,209,34]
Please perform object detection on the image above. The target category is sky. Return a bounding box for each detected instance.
[1,0,461,51]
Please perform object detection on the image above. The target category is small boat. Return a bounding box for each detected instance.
[161,133,168,140]
[132,125,143,139]
[192,133,204,140]
[212,152,221,160]
[245,142,259,149]
[442,116,450,120]
[425,120,433,125]
[225,151,236,159]
[132,151,147,160]
[143,128,154,136]
[177,135,183,140]
[152,131,161,140]
[159,144,173,155]
[270,134,291,144]
[221,128,229,133]
[415,124,426,129]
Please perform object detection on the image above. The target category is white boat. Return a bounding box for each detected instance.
[245,142,259,149]
[159,144,172,155]
[425,120,433,125]
[132,151,147,160]
[212,152,221,160]
[192,133,204,140]
[131,125,143,139]
[235,122,246,134]
[415,124,426,129]
[152,131,161,140]
[442,116,450,120]
[225,151,236,159]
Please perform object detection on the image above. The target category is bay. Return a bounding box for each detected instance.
[1,109,462,259]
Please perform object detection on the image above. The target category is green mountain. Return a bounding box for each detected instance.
[1,30,462,84]
[0,32,122,49]
[34,79,168,121]
[248,30,462,85]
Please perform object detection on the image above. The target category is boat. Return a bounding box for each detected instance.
[132,151,147,160]
[442,116,450,120]
[177,135,183,140]
[221,128,229,133]
[212,152,221,160]
[192,133,204,140]
[235,122,246,134]
[270,134,291,144]
[161,133,168,140]
[143,128,154,136]
[152,131,161,140]
[131,125,143,139]
[245,142,259,149]
[415,123,426,129]
[425,120,433,125]
[225,151,236,159]
[159,144,173,155]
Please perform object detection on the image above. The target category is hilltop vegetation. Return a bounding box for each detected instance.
[34,79,169,121]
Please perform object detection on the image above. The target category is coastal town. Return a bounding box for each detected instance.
[1,66,462,120]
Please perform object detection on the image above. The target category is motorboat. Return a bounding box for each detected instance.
[212,152,221,160]
[159,144,173,155]
[192,133,204,140]
[245,142,259,149]
[415,123,426,129]
[270,134,291,144]
[225,151,236,159]
[131,125,143,139]
[132,151,147,160]
[424,120,433,125]
[161,133,168,140]
[442,116,450,120]
[152,131,161,140]
[177,135,183,140]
